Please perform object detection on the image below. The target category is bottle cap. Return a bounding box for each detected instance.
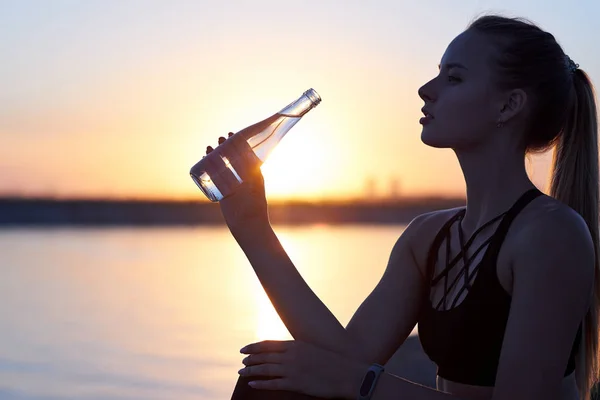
[304,88,321,106]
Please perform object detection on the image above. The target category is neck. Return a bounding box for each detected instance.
[455,144,537,235]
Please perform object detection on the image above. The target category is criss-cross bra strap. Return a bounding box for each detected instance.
[426,209,465,285]
[431,188,543,311]
[434,234,496,310]
[431,211,506,286]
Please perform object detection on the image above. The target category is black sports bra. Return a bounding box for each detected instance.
[418,188,581,386]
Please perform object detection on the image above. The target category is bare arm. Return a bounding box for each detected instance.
[344,213,431,365]
[233,213,433,363]
[491,208,594,400]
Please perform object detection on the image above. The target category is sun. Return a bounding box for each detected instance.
[260,122,338,201]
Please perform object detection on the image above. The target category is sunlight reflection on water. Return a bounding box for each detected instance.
[0,224,406,399]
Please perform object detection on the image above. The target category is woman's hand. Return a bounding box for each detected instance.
[207,133,270,234]
[238,340,369,399]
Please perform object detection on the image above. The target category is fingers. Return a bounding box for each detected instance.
[242,352,284,366]
[247,378,292,390]
[238,363,285,378]
[240,340,294,354]
[206,133,234,155]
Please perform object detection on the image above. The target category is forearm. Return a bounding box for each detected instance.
[232,222,363,359]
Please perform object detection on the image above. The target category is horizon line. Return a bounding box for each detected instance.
[0,194,467,204]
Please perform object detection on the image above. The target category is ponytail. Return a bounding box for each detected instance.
[549,69,600,399]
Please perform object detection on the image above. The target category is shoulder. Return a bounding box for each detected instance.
[512,198,594,264]
[405,206,465,239]
[510,198,595,303]
[397,206,465,277]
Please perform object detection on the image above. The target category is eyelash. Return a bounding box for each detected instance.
[447,75,461,83]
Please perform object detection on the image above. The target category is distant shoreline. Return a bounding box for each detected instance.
[0,197,465,226]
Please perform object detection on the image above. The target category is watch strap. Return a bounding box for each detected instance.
[357,363,385,400]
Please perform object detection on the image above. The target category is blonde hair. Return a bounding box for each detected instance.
[549,69,599,399]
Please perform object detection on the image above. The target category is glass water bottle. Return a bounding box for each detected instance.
[190,89,321,202]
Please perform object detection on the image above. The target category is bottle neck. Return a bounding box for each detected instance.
[279,88,321,117]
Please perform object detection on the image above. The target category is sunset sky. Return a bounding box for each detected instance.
[2,0,599,201]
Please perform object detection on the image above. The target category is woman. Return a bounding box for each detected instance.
[211,14,600,400]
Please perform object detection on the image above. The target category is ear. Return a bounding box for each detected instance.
[497,88,528,124]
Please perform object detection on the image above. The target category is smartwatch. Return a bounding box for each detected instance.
[358,363,385,400]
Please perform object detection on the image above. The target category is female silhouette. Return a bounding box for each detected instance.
[213,14,599,400]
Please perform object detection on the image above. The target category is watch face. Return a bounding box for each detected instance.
[359,370,376,396]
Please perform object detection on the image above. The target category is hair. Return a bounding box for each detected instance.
[468,15,600,399]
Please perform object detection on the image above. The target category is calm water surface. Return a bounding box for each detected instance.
[0,224,406,399]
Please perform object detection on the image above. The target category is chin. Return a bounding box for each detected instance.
[421,127,454,149]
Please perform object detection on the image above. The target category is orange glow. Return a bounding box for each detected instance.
[260,117,341,200]
[0,2,567,201]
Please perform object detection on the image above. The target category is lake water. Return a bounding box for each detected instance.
[0,224,408,399]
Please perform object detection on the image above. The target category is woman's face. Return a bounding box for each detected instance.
[418,30,506,150]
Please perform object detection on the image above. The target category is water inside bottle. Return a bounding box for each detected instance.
[191,172,223,202]
[221,155,243,183]
[190,154,247,202]
[245,113,301,161]
[190,113,302,201]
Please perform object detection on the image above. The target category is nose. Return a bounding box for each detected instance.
[418,79,436,103]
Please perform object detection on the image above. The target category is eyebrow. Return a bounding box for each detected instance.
[438,62,469,71]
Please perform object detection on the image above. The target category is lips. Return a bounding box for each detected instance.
[421,107,434,118]
[419,107,434,126]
